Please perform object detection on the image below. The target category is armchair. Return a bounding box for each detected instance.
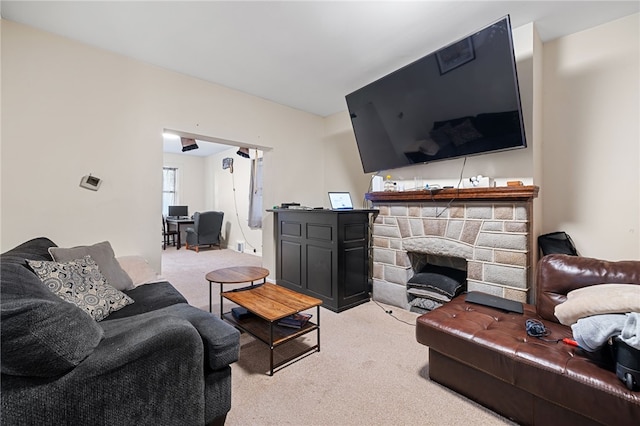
[186,211,224,252]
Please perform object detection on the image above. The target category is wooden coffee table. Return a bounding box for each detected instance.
[205,266,270,315]
[221,283,322,375]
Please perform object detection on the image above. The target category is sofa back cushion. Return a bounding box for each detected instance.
[1,238,104,377]
[536,254,640,323]
[49,241,134,291]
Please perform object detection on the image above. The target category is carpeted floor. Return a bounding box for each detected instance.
[162,246,513,425]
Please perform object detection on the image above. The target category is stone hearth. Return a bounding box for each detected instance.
[366,186,539,310]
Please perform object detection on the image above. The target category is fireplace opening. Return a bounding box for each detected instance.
[406,253,467,314]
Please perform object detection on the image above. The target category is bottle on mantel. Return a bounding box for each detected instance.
[384,175,395,192]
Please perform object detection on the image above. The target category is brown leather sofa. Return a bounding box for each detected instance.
[416,254,640,426]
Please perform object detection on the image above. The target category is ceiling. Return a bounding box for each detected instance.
[2,1,638,120]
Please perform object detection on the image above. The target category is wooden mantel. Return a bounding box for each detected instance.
[366,185,539,203]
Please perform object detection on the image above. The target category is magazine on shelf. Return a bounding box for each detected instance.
[277,312,312,329]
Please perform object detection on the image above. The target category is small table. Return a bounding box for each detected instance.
[221,283,322,375]
[205,266,270,315]
[165,217,194,249]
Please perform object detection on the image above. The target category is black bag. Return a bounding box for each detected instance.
[538,231,578,256]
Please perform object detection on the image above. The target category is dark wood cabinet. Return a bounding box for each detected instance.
[270,209,375,312]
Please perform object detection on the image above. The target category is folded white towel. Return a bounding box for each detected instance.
[571,314,626,352]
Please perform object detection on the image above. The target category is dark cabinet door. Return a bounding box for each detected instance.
[279,219,303,289]
[273,209,373,312]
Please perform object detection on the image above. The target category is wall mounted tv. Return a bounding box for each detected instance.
[346,16,527,173]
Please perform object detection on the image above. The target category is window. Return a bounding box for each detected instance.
[162,167,177,215]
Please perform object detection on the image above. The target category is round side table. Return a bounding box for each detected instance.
[205,266,270,317]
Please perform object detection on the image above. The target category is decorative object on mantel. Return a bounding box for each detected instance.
[384,175,396,192]
[463,175,494,188]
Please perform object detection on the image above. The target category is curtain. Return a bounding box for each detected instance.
[248,158,263,229]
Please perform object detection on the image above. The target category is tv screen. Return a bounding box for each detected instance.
[346,16,526,173]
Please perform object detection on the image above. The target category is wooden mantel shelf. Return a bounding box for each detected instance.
[366,185,539,203]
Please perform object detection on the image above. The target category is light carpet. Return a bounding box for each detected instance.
[162,246,513,425]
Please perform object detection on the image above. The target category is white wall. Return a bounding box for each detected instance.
[1,20,325,274]
[162,152,206,244]
[542,14,639,260]
[323,112,373,209]
[163,152,206,214]
[2,14,638,276]
[205,147,263,255]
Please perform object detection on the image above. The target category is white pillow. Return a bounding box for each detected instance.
[554,283,640,326]
[116,256,164,287]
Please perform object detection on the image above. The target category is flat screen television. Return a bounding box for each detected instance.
[345,16,526,173]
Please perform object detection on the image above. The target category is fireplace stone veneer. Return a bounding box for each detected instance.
[366,186,539,310]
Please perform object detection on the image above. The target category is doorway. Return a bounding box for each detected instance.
[162,130,269,258]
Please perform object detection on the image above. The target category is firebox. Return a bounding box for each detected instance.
[405,253,467,313]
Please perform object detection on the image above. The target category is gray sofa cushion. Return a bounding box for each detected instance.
[1,238,104,377]
[166,304,241,370]
[103,303,239,370]
[103,281,188,320]
[49,241,134,291]
[3,311,207,426]
[1,237,56,264]
[105,300,239,370]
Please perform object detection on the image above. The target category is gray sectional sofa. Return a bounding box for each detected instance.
[1,237,240,425]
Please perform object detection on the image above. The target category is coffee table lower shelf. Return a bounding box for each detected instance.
[222,311,320,375]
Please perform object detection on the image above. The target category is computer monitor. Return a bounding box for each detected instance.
[168,205,188,217]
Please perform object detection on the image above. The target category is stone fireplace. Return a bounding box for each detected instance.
[366,186,539,310]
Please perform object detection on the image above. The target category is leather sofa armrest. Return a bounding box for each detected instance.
[536,254,640,322]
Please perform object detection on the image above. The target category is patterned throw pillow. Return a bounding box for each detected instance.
[27,255,134,321]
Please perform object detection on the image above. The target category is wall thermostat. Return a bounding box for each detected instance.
[80,174,102,191]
